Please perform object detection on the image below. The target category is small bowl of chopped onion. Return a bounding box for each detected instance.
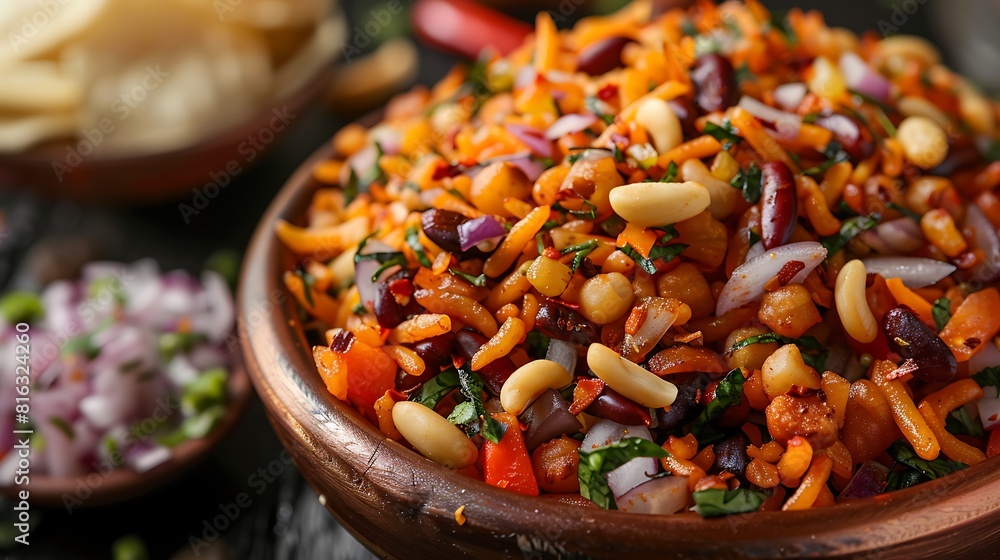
[0,259,251,508]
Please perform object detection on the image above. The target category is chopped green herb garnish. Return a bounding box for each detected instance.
[692,487,767,517]
[945,406,985,439]
[457,366,505,444]
[730,162,763,203]
[618,244,687,275]
[526,330,551,359]
[578,437,668,509]
[0,291,44,323]
[562,239,599,272]
[887,202,921,222]
[727,333,828,371]
[888,440,968,482]
[586,96,616,125]
[932,298,952,331]
[690,368,745,444]
[703,120,742,149]
[411,368,461,409]
[802,141,850,176]
[448,268,487,287]
[295,268,317,306]
[405,226,432,268]
[661,161,679,183]
[820,212,881,255]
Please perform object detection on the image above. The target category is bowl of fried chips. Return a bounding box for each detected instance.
[0,0,345,203]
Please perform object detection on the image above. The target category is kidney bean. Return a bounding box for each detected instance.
[534,301,600,346]
[374,283,406,329]
[668,98,700,138]
[577,36,633,76]
[453,328,517,395]
[882,307,958,382]
[760,161,797,250]
[700,379,751,429]
[814,113,874,160]
[712,433,750,481]
[411,332,455,375]
[690,53,737,113]
[928,138,983,176]
[395,370,423,393]
[585,386,652,427]
[655,372,710,433]
[420,209,486,259]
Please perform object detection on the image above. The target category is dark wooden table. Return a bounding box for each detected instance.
[0,1,954,558]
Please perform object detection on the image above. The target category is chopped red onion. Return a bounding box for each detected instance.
[969,337,1000,377]
[966,204,1000,282]
[488,151,546,182]
[506,123,553,158]
[861,256,956,288]
[617,475,688,514]
[840,52,891,104]
[545,114,598,140]
[521,389,583,451]
[604,424,657,499]
[515,66,536,90]
[355,239,399,311]
[545,339,579,376]
[620,297,682,361]
[977,396,1000,431]
[127,446,172,473]
[839,460,889,499]
[370,126,402,155]
[773,82,807,111]
[458,215,506,252]
[858,218,924,255]
[716,242,827,315]
[737,95,800,137]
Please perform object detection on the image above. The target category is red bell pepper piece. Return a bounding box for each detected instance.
[481,413,539,496]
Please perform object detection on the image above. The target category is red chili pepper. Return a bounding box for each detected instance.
[776,260,805,286]
[568,378,605,415]
[481,412,540,496]
[597,83,619,101]
[411,0,532,60]
[987,428,1000,459]
[388,278,414,297]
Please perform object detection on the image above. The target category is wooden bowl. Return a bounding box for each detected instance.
[239,143,1000,559]
[0,357,252,509]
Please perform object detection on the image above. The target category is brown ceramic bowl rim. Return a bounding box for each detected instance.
[1,356,252,509]
[239,141,1000,558]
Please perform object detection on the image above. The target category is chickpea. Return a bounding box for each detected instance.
[765,393,839,449]
[471,162,533,217]
[578,273,635,324]
[897,115,949,169]
[725,326,778,372]
[656,262,714,319]
[758,285,822,338]
[531,436,581,494]
[760,344,821,401]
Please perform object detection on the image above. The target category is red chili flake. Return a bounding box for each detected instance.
[597,83,618,101]
[452,355,466,369]
[624,305,646,336]
[954,250,981,270]
[544,297,581,311]
[388,278,414,298]
[330,330,356,353]
[776,260,806,286]
[568,378,605,415]
[964,337,982,349]
[543,247,562,260]
[886,358,920,381]
[990,414,998,422]
[432,162,460,180]
[786,385,818,397]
